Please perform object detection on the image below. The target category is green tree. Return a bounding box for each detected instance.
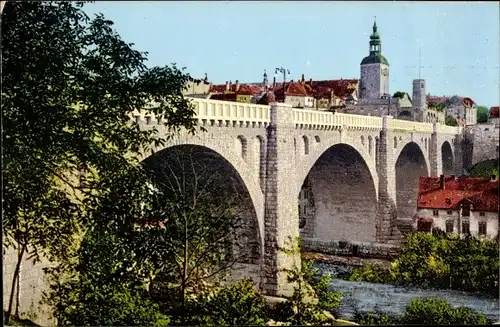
[445,115,458,126]
[46,229,171,326]
[132,147,251,323]
[477,105,489,123]
[469,159,499,178]
[2,1,197,323]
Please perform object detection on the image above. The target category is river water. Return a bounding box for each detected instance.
[315,263,500,321]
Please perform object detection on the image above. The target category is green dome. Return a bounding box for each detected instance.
[361,53,389,66]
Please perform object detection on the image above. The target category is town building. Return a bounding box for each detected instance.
[183,75,212,98]
[427,95,477,126]
[414,175,499,239]
[192,20,478,126]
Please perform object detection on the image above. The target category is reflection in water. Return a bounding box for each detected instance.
[315,263,500,321]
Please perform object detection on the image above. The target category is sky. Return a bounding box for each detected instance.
[83,1,499,107]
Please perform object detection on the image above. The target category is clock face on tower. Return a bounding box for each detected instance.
[381,68,389,76]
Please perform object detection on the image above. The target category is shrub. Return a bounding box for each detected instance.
[400,298,491,325]
[445,115,457,126]
[348,265,392,284]
[354,311,397,325]
[191,278,268,326]
[54,281,170,326]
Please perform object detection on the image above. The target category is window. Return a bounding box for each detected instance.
[461,203,471,217]
[447,210,453,215]
[432,210,439,217]
[478,222,487,236]
[445,220,454,233]
[479,211,485,217]
[462,221,470,235]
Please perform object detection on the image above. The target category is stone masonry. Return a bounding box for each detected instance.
[4,99,468,324]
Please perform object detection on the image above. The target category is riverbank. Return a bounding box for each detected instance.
[301,251,391,269]
[314,263,500,322]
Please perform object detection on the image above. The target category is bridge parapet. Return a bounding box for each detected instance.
[130,98,461,136]
[132,98,271,128]
[388,118,433,133]
[293,109,383,131]
[436,124,463,135]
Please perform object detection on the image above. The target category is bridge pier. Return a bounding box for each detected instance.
[260,102,300,297]
[429,123,440,177]
[376,116,399,243]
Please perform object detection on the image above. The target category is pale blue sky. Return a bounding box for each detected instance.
[83,1,499,107]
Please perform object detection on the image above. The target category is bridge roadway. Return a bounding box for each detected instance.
[133,98,463,297]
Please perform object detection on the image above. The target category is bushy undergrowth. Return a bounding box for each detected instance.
[354,298,491,325]
[348,233,499,297]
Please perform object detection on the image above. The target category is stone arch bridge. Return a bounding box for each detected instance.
[134,98,464,297]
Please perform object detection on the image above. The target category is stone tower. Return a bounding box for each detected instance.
[412,79,426,121]
[359,20,390,101]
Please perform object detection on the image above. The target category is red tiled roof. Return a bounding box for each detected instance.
[209,83,263,95]
[272,81,312,100]
[427,95,449,104]
[308,79,358,99]
[418,176,499,212]
[461,97,475,107]
[257,91,276,105]
[490,106,499,118]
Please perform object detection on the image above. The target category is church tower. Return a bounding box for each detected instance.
[359,20,390,101]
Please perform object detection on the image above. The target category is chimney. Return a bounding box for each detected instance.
[440,174,445,189]
[273,76,276,88]
[235,80,240,92]
[309,78,313,85]
[301,74,305,83]
[225,81,229,91]
[451,174,456,180]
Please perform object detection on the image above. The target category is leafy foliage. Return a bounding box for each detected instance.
[3,1,198,323]
[428,102,446,112]
[354,298,490,325]
[469,159,499,178]
[400,298,491,325]
[46,230,170,326]
[191,279,268,326]
[476,105,489,123]
[347,233,499,298]
[445,115,458,126]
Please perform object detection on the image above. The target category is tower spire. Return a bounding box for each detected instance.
[369,18,381,55]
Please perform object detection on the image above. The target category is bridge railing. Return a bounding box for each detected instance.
[132,98,460,136]
[293,109,383,130]
[436,124,462,135]
[190,98,271,125]
[388,119,434,133]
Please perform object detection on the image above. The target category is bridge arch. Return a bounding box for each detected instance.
[441,140,454,176]
[395,141,429,220]
[144,133,264,265]
[297,142,379,243]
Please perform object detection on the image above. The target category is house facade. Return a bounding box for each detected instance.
[427,95,477,126]
[415,175,499,239]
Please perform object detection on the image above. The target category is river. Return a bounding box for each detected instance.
[315,263,500,322]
